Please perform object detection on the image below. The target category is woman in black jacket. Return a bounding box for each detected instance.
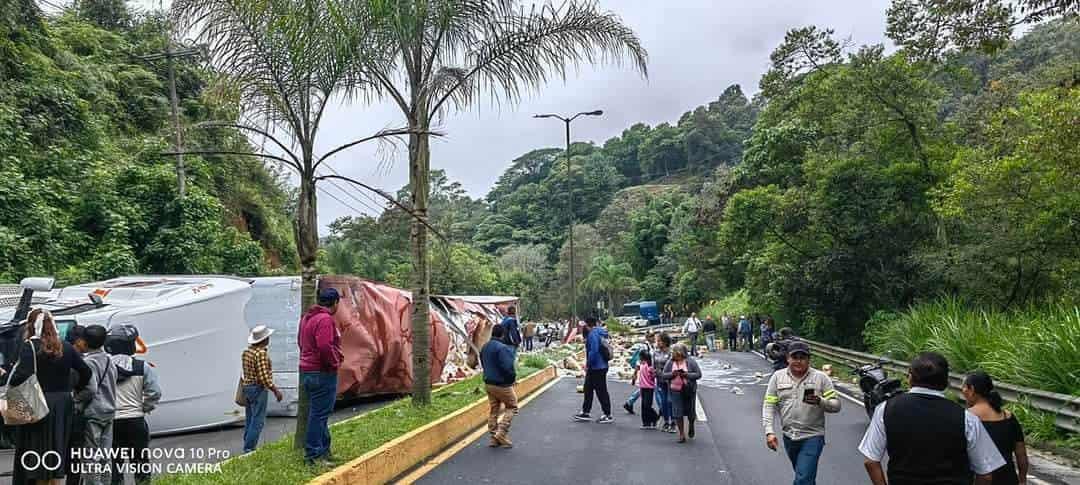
[7,309,91,485]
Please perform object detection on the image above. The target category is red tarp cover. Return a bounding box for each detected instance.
[319,276,450,395]
[318,277,519,395]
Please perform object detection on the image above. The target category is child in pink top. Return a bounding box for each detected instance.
[637,351,659,429]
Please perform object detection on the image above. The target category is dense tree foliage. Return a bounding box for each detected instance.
[352,16,1076,347]
[0,5,296,284]
[10,0,1076,357]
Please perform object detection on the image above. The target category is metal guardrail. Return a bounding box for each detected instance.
[802,337,1080,433]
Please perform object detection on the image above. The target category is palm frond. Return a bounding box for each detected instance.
[172,0,384,155]
[431,0,648,114]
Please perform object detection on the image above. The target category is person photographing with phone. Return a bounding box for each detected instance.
[762,341,841,485]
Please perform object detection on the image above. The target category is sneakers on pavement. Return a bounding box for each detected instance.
[623,402,635,415]
[488,436,500,447]
[494,431,513,448]
[572,412,592,422]
[597,415,615,424]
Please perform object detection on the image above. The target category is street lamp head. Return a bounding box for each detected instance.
[585,110,604,116]
[533,114,558,119]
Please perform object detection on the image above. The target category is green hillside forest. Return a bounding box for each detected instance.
[326,18,1079,344]
[3,0,1078,373]
[0,1,297,284]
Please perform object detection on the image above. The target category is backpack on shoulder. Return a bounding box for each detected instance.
[599,336,613,362]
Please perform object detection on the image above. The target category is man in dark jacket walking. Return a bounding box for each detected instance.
[298,288,343,465]
[572,317,613,424]
[499,306,522,350]
[481,325,517,448]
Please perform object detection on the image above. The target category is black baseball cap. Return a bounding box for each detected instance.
[788,341,811,356]
[317,288,340,305]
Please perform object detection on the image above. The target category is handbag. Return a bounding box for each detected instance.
[2,340,50,425]
[669,361,688,392]
[234,378,247,407]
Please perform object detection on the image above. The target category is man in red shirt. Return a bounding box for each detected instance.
[298,288,343,465]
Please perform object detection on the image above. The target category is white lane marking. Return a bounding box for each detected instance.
[696,394,708,422]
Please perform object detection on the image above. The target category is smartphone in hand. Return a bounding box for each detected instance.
[803,388,818,404]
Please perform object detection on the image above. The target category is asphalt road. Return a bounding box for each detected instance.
[418,349,871,484]
[418,349,1074,484]
[418,378,736,485]
[0,396,391,484]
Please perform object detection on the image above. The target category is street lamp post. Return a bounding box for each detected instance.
[533,110,604,326]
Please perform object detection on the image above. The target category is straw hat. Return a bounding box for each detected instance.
[248,325,274,345]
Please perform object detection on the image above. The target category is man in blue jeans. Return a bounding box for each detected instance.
[761,342,841,484]
[240,325,283,453]
[298,288,343,465]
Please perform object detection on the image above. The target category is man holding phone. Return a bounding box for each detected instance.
[762,341,842,485]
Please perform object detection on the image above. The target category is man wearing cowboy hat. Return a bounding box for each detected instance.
[241,324,282,453]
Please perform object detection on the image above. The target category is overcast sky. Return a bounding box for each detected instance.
[165,0,894,232]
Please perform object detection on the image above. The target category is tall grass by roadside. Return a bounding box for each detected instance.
[520,353,553,369]
[864,297,1080,397]
[700,289,752,321]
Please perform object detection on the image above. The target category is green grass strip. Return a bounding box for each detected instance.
[155,365,543,485]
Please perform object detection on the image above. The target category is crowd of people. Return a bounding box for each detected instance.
[2,308,161,485]
[515,307,1029,485]
[234,300,1039,485]
[612,329,705,441]
[610,322,1030,484]
[677,312,782,355]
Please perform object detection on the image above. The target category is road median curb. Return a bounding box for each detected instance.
[308,365,558,485]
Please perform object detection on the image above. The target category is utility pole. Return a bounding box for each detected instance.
[534,110,603,325]
[134,19,200,198]
[167,45,186,198]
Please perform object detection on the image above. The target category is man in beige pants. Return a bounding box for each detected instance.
[481,325,518,447]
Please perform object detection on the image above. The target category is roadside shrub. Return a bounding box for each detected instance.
[867,298,1080,396]
[520,354,551,370]
[700,289,752,321]
[1009,398,1060,444]
[986,305,1080,397]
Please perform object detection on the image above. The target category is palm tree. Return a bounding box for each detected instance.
[170,0,436,447]
[356,0,648,405]
[581,254,638,318]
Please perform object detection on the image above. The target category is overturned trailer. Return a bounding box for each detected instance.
[0,276,252,435]
[0,275,518,429]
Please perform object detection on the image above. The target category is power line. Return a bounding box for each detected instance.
[318,162,391,212]
[314,166,386,215]
[320,175,383,215]
[316,186,367,216]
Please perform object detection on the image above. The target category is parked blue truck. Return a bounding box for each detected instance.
[622,300,660,325]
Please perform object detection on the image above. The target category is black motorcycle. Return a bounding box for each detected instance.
[854,359,905,418]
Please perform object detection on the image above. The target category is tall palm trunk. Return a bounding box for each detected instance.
[294,155,318,448]
[409,119,432,405]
